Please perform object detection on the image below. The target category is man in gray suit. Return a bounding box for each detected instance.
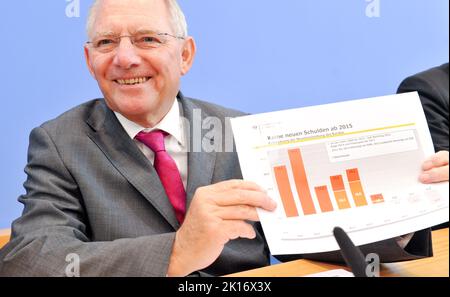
[0,0,275,277]
[0,0,448,277]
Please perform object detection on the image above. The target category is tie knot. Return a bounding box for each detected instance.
[136,130,167,153]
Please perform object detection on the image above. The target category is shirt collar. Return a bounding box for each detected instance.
[114,98,185,146]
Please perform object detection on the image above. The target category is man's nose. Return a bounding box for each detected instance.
[112,38,142,69]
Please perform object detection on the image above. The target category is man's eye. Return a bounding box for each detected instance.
[141,36,161,43]
[96,39,114,47]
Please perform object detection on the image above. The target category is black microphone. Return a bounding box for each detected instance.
[333,227,368,277]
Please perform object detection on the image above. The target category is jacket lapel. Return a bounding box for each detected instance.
[85,101,180,229]
[84,95,218,228]
[179,95,217,209]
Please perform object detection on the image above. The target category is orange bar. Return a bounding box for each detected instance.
[330,175,350,209]
[315,186,334,213]
[273,166,299,217]
[288,149,316,215]
[346,169,368,207]
[371,194,385,204]
[349,181,368,207]
[346,168,361,182]
[330,175,346,191]
[334,191,351,209]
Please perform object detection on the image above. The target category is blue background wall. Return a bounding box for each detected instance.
[0,0,448,228]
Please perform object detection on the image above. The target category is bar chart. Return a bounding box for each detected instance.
[263,132,448,253]
[269,147,386,218]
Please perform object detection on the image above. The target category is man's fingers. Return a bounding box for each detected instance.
[422,151,449,171]
[214,189,277,211]
[213,180,266,192]
[215,205,260,221]
[419,165,449,184]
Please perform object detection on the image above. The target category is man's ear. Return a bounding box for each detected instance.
[180,37,196,76]
[84,45,96,78]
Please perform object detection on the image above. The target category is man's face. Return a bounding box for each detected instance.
[84,0,195,127]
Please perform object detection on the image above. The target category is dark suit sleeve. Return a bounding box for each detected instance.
[0,127,176,276]
[398,75,449,152]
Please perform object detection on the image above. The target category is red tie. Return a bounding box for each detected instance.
[136,130,186,224]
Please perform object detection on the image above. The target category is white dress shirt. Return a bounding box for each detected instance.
[114,99,188,190]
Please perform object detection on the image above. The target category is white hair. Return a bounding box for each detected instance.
[86,0,188,39]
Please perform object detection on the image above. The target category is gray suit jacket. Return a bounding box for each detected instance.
[0,93,269,276]
[0,93,432,276]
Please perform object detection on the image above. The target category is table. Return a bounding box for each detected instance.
[227,228,449,277]
[0,229,10,249]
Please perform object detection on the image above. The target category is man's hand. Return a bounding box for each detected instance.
[167,180,277,276]
[419,151,449,183]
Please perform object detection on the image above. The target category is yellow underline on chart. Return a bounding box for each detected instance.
[254,123,416,149]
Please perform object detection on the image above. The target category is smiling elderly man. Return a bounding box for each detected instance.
[0,0,448,277]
